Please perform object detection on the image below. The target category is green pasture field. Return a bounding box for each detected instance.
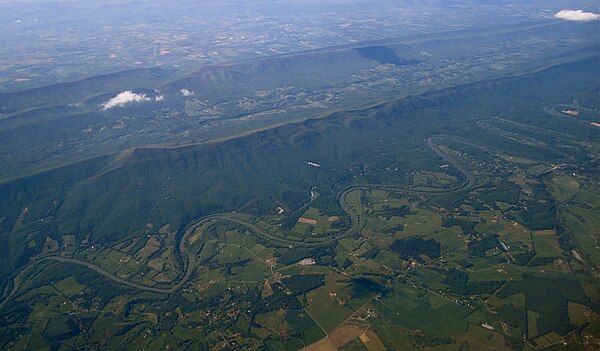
[562,206,600,266]
[549,175,580,202]
[576,274,600,304]
[299,207,337,229]
[230,258,270,281]
[365,318,417,350]
[527,310,539,338]
[568,302,599,327]
[572,187,600,206]
[305,275,356,332]
[1,53,599,350]
[53,276,86,297]
[265,338,304,351]
[286,310,326,345]
[373,283,470,337]
[392,208,444,239]
[531,230,562,258]
[27,334,50,350]
[10,334,31,351]
[459,324,512,351]
[412,170,460,190]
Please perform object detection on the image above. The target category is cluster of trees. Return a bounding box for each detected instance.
[497,275,596,336]
[351,278,384,299]
[255,289,302,315]
[443,217,479,236]
[467,234,500,258]
[389,237,441,260]
[512,250,535,266]
[381,205,412,218]
[409,334,455,347]
[441,268,502,295]
[516,200,557,230]
[281,274,325,295]
[515,180,557,230]
[478,181,521,206]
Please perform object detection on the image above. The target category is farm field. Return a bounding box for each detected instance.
[0,18,599,351]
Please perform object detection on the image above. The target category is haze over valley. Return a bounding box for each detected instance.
[0,1,599,350]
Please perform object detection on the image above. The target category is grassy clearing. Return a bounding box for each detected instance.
[27,334,50,350]
[44,316,74,338]
[92,248,133,274]
[527,310,539,338]
[568,302,599,327]
[532,332,562,349]
[255,311,290,336]
[365,316,415,350]
[572,188,600,207]
[300,207,338,229]
[460,324,511,351]
[265,338,304,351]
[562,206,600,266]
[412,170,460,190]
[531,230,562,258]
[230,259,270,281]
[549,175,579,202]
[577,274,600,304]
[53,276,86,298]
[393,208,443,240]
[373,283,470,336]
[11,334,31,351]
[486,292,526,310]
[305,275,356,333]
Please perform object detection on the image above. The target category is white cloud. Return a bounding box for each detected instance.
[101,91,151,110]
[554,9,600,22]
[155,95,165,102]
[180,88,195,97]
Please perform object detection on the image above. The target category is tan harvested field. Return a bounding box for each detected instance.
[298,217,318,226]
[120,238,140,253]
[359,331,386,351]
[187,227,204,245]
[532,332,563,349]
[561,110,579,116]
[159,224,170,234]
[329,324,369,348]
[135,236,161,262]
[11,207,28,231]
[146,257,164,271]
[304,323,370,351]
[303,338,337,351]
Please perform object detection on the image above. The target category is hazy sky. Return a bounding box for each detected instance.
[0,0,597,90]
